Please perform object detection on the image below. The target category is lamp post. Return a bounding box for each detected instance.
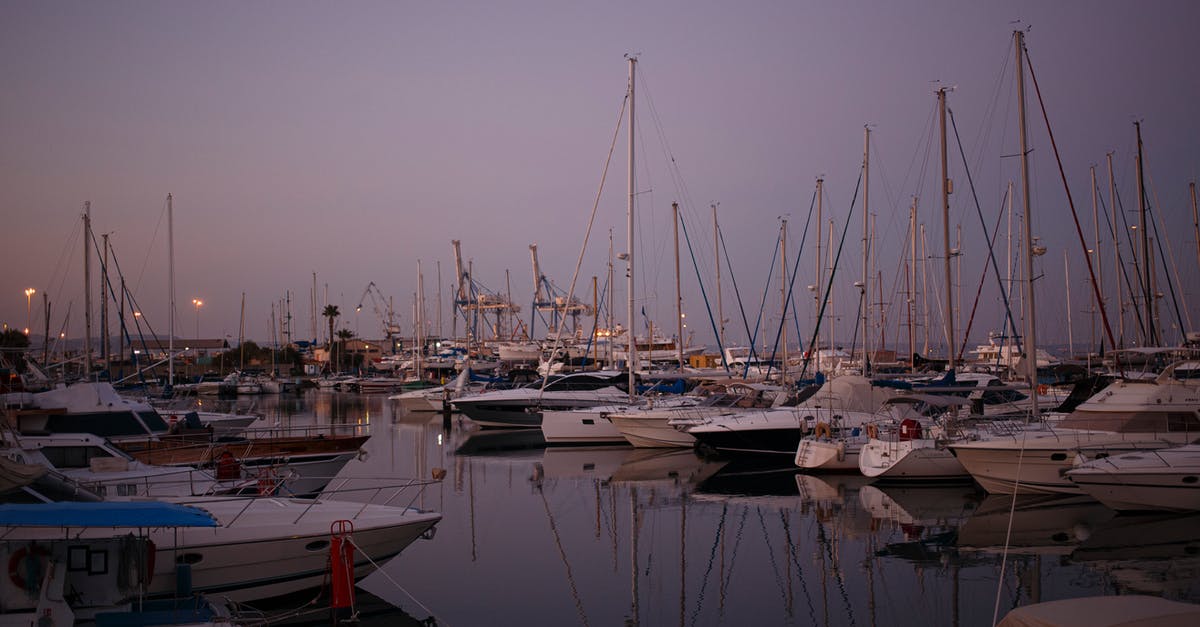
[192,299,203,339]
[24,288,35,334]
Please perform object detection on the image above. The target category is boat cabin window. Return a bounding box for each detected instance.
[41,445,117,469]
[45,411,150,437]
[1059,409,1200,433]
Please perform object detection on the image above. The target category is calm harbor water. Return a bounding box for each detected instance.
[207,391,1200,626]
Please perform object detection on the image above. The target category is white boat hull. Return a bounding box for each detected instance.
[541,408,629,445]
[858,438,969,480]
[952,431,1191,495]
[1066,445,1200,512]
[795,437,861,471]
[610,414,696,448]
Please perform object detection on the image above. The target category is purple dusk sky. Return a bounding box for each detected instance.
[2,1,1198,355]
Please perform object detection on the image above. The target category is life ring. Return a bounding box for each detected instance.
[216,450,241,481]
[865,423,880,440]
[814,422,832,440]
[1037,384,1049,395]
[8,544,50,592]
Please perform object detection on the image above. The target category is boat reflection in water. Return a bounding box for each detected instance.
[202,392,1200,626]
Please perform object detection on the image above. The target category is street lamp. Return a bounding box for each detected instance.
[23,288,35,334]
[192,299,203,339]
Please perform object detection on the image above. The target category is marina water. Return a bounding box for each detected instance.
[225,391,1200,626]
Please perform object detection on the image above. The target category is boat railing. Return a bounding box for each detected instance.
[169,475,442,527]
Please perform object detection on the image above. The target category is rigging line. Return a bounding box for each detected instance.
[690,503,728,627]
[778,510,819,625]
[537,486,591,627]
[755,508,790,613]
[814,518,856,626]
[765,190,817,375]
[1022,41,1120,358]
[678,210,730,371]
[800,166,864,379]
[344,537,446,626]
[948,108,1024,359]
[718,226,757,364]
[1144,167,1191,335]
[133,196,170,300]
[959,187,1011,363]
[1110,178,1149,346]
[744,228,784,378]
[540,92,628,391]
[46,212,84,321]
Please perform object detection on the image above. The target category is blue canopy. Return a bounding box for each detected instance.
[0,502,219,528]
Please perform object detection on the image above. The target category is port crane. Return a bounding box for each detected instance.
[356,281,401,351]
[529,243,594,338]
[452,239,523,342]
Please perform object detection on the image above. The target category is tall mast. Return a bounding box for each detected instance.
[673,202,683,368]
[1107,152,1123,346]
[167,193,175,388]
[714,204,724,352]
[626,55,637,399]
[815,178,824,373]
[1134,122,1155,345]
[1090,165,1101,356]
[101,232,110,365]
[1192,182,1200,281]
[939,87,956,371]
[779,218,788,384]
[921,223,930,353]
[908,197,917,371]
[1015,29,1040,416]
[83,201,93,379]
[1065,250,1074,358]
[861,125,871,374]
[418,260,425,380]
[828,219,835,359]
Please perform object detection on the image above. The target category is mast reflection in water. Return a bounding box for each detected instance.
[224,392,1200,626]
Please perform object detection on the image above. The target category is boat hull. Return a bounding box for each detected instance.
[611,414,696,448]
[859,438,969,480]
[541,408,629,445]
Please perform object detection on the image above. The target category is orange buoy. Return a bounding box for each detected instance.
[330,520,356,621]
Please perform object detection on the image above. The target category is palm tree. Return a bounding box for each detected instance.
[322,305,340,349]
[335,328,355,371]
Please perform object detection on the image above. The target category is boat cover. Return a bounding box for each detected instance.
[998,595,1200,627]
[0,501,219,528]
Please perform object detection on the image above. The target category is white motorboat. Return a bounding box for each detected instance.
[1,431,253,498]
[7,488,442,604]
[451,370,632,428]
[541,395,699,445]
[857,417,971,481]
[1065,444,1200,512]
[687,375,890,458]
[0,501,234,624]
[951,360,1200,495]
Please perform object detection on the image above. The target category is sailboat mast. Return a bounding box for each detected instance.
[1107,152,1123,346]
[939,88,956,371]
[673,202,684,368]
[1065,250,1074,358]
[1192,182,1200,282]
[909,197,917,371]
[1015,29,1041,415]
[861,126,871,374]
[780,218,788,384]
[1135,122,1156,345]
[167,193,176,388]
[714,204,724,352]
[815,178,824,373]
[1090,165,1101,355]
[626,56,637,399]
[83,201,93,379]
